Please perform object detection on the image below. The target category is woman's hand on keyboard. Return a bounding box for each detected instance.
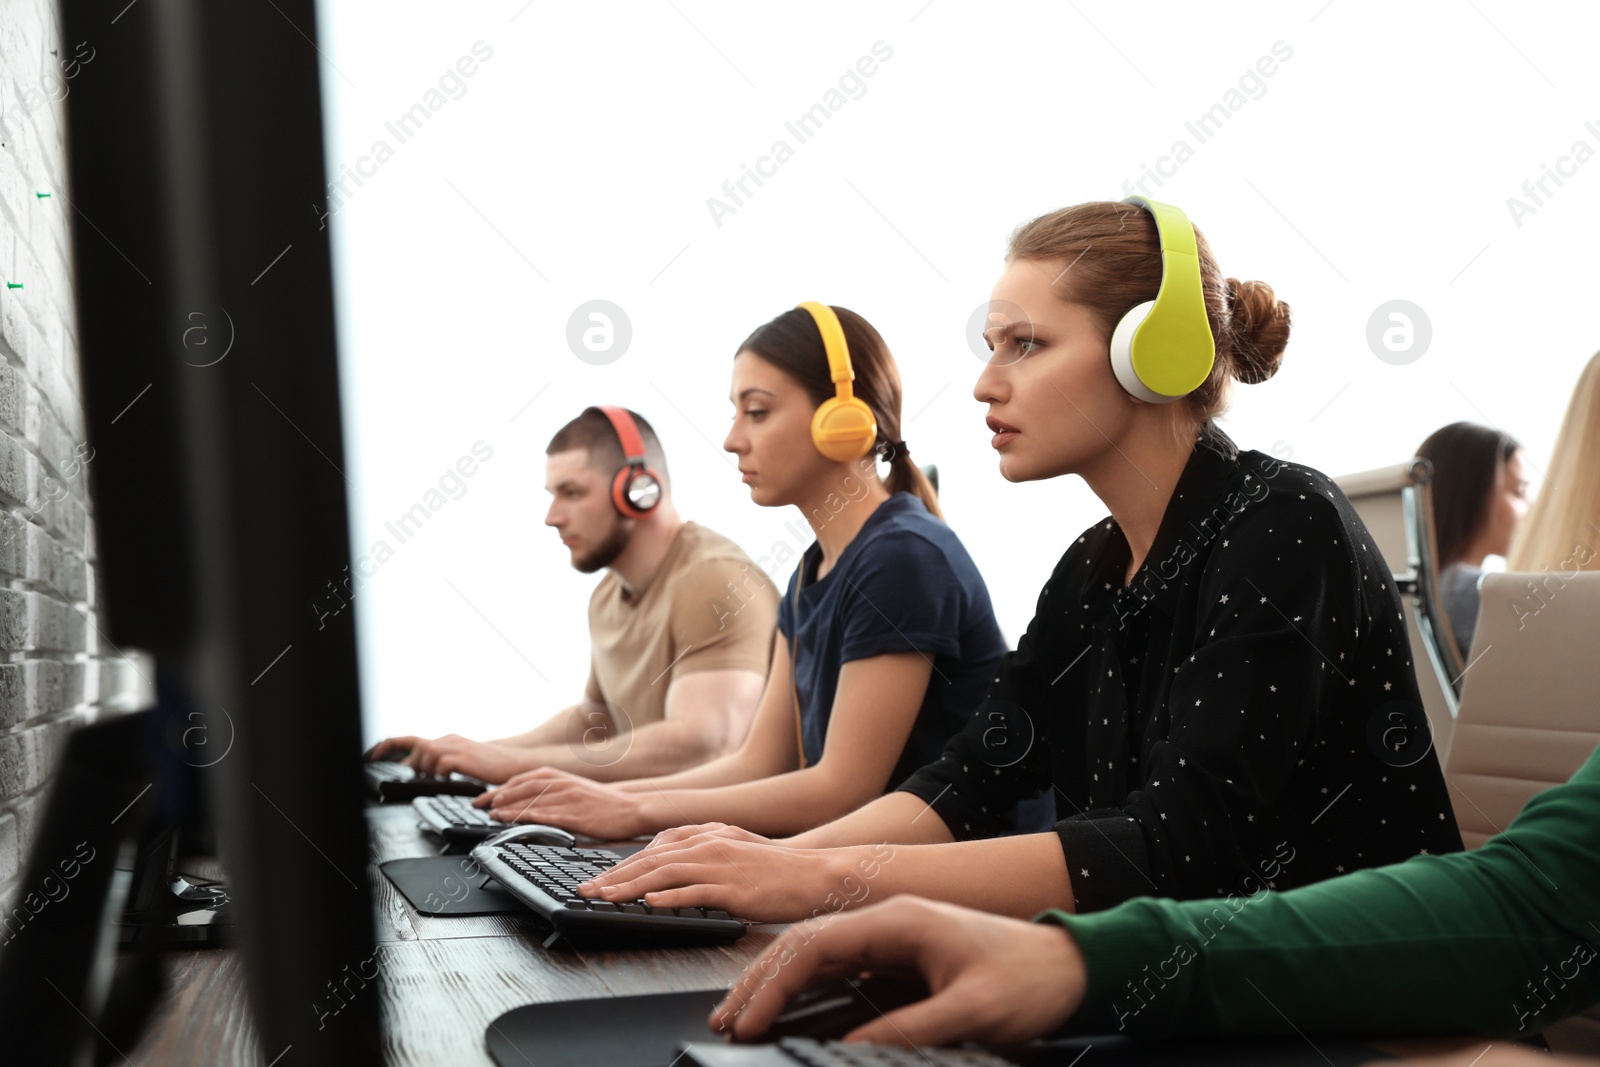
[478,767,651,839]
[573,825,870,923]
[644,822,773,851]
[709,895,1086,1047]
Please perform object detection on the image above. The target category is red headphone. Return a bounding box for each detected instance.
[590,405,663,519]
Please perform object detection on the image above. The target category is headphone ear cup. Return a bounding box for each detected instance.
[1109,299,1163,403]
[610,467,639,517]
[611,465,662,519]
[810,396,877,462]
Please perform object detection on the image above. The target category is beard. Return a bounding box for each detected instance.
[572,515,632,574]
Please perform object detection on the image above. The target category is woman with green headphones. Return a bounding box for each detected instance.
[569,197,1464,922]
[477,303,1053,839]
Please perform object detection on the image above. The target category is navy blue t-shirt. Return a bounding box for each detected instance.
[777,492,1054,832]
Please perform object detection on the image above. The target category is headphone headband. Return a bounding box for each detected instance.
[1108,197,1217,403]
[797,301,855,401]
[592,405,648,465]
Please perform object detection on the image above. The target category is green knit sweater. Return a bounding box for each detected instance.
[1041,747,1600,1039]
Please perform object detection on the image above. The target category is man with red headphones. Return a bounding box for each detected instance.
[365,406,779,783]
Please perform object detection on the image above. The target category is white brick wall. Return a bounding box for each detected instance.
[0,0,109,910]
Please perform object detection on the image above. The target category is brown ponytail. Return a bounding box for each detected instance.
[738,306,944,522]
[879,440,943,521]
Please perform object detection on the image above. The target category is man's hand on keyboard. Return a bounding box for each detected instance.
[363,735,424,763]
[366,733,526,783]
[478,767,651,839]
[710,896,1086,1047]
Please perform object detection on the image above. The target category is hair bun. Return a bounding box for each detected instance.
[1224,278,1291,385]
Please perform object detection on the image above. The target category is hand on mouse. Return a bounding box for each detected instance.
[710,895,1086,1048]
[477,767,650,840]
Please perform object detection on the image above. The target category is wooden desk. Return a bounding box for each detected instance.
[129,807,1498,1066]
[132,805,784,1066]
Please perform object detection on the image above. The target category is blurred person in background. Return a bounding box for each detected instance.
[1415,422,1529,659]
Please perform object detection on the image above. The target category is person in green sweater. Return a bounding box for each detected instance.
[710,745,1600,1054]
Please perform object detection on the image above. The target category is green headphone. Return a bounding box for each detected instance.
[1108,196,1217,403]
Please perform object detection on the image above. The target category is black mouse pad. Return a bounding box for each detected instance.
[487,989,1395,1067]
[380,856,526,916]
[487,989,726,1067]
[383,844,654,917]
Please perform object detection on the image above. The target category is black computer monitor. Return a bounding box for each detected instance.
[29,0,381,1061]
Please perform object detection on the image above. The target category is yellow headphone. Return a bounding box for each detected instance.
[1109,197,1217,403]
[797,301,877,461]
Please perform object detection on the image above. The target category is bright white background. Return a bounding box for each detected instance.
[312,1,1600,747]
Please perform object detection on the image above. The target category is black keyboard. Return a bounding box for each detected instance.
[679,1038,1015,1066]
[413,794,512,843]
[470,840,747,944]
[365,761,487,803]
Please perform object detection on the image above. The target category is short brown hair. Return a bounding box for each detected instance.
[546,407,669,489]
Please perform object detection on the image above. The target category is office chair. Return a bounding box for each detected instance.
[1333,458,1465,765]
[1444,570,1600,1051]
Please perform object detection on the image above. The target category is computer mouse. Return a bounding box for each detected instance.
[480,823,577,848]
[742,972,933,1042]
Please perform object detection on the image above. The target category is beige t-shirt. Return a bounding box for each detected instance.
[583,522,778,730]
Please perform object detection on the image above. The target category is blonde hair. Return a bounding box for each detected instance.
[1506,350,1600,572]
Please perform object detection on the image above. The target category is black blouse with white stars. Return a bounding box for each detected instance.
[898,421,1463,913]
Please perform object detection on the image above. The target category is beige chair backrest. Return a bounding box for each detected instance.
[1446,570,1600,1052]
[1333,460,1464,765]
[1335,460,1418,571]
[1445,570,1600,848]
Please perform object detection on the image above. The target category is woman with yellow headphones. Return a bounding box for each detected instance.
[568,197,1463,924]
[477,303,1053,838]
